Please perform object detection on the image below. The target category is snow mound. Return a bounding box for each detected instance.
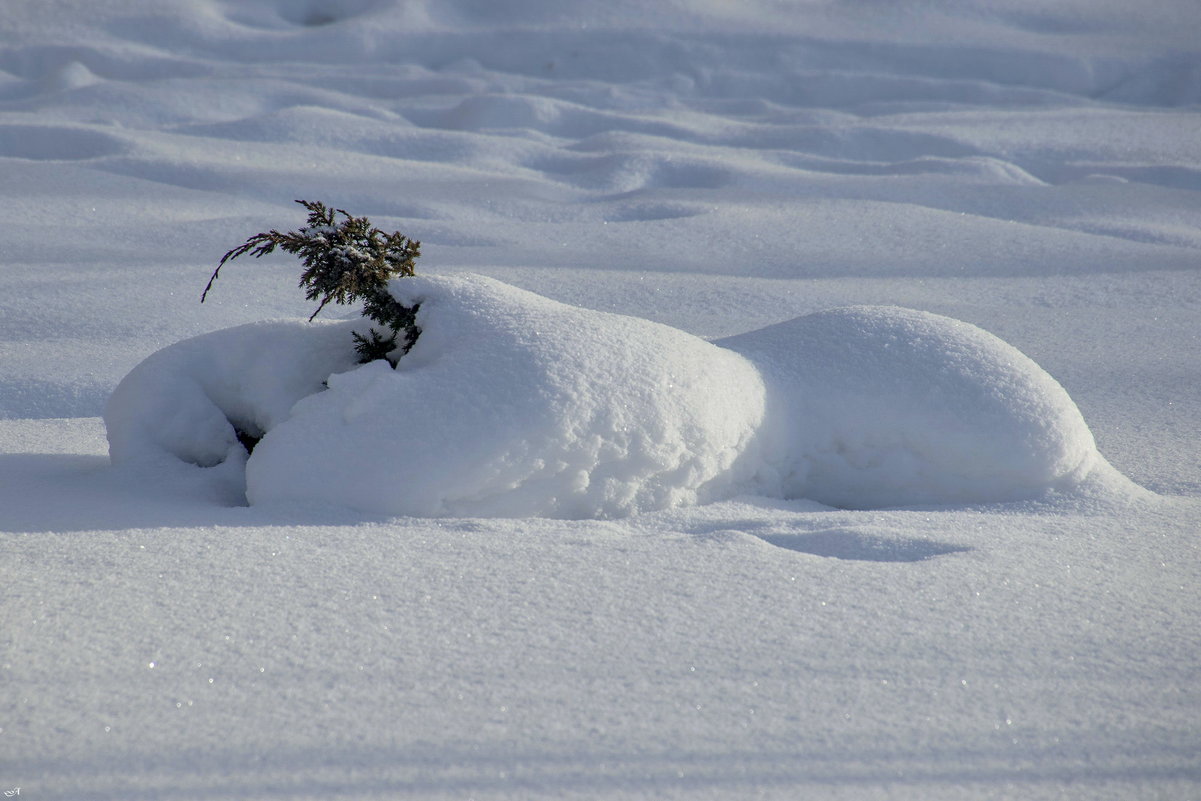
[104,319,362,481]
[247,274,766,517]
[107,278,1108,517]
[719,306,1100,509]
[108,274,767,518]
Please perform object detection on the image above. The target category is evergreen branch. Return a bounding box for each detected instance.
[204,199,423,364]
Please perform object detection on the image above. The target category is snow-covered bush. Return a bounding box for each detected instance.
[108,274,768,518]
[108,248,1105,516]
[245,275,768,517]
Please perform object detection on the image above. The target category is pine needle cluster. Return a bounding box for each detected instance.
[202,200,421,364]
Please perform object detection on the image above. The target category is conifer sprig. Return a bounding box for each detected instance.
[202,200,422,364]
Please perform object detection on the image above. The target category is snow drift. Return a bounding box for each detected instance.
[106,274,1105,516]
[104,317,362,474]
[720,306,1098,508]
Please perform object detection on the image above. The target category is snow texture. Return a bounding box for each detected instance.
[2,0,1200,798]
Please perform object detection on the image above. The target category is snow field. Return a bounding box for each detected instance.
[3,0,1200,798]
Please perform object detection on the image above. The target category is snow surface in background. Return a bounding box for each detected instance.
[2,0,1199,798]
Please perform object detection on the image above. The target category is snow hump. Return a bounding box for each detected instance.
[106,274,766,518]
[246,274,767,517]
[719,305,1099,509]
[106,276,1105,517]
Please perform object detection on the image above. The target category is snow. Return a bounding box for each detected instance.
[110,276,1120,516]
[719,304,1107,509]
[105,319,361,468]
[108,273,768,518]
[3,0,1200,798]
